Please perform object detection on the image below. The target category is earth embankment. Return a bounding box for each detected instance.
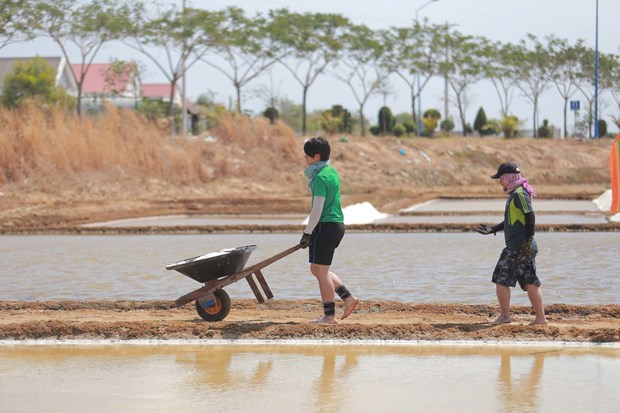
[1,300,619,343]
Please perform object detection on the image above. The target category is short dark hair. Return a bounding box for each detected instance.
[304,136,331,161]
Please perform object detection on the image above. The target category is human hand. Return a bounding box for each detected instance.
[300,233,311,249]
[475,224,494,235]
[521,238,533,256]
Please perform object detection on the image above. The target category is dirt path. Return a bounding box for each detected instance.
[1,300,619,343]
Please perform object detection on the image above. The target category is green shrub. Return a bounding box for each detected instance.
[319,105,353,134]
[263,106,279,124]
[402,120,416,134]
[393,124,406,137]
[537,119,552,138]
[2,56,75,111]
[378,106,395,135]
[501,115,523,138]
[422,109,441,137]
[482,119,500,136]
[598,119,608,137]
[473,107,487,136]
[440,119,455,135]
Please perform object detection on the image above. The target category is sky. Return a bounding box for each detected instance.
[2,0,619,134]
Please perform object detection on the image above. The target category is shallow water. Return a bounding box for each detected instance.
[0,232,618,304]
[1,344,619,413]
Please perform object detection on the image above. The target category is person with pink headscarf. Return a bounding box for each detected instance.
[476,162,548,326]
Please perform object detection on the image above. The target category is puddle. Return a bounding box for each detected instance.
[1,343,618,413]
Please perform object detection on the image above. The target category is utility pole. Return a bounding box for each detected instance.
[594,0,599,139]
[181,0,188,136]
[444,30,449,125]
[414,0,440,137]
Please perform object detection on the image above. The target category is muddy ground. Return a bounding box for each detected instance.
[1,300,619,343]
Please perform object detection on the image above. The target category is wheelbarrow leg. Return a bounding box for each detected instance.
[254,270,273,300]
[246,270,274,304]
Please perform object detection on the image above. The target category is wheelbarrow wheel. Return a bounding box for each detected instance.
[195,289,231,322]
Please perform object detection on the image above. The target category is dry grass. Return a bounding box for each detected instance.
[0,105,300,188]
[209,112,299,176]
[0,106,614,228]
[0,104,612,223]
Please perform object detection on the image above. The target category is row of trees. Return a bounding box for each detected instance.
[2,0,619,137]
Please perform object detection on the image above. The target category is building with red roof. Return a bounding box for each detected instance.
[141,83,182,107]
[71,62,141,109]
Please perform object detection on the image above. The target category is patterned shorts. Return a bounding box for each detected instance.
[492,246,541,291]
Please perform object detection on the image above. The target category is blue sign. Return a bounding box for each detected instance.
[570,100,580,111]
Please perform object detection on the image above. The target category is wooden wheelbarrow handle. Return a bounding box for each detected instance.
[174,243,302,308]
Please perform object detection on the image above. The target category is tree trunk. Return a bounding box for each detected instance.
[410,86,416,127]
[588,101,593,139]
[444,73,449,124]
[76,86,83,116]
[455,93,466,137]
[562,97,568,139]
[359,106,366,137]
[235,83,242,113]
[532,102,537,138]
[302,85,308,135]
[169,77,178,135]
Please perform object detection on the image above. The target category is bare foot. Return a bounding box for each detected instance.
[529,319,548,326]
[490,315,512,324]
[341,296,359,320]
[314,316,337,324]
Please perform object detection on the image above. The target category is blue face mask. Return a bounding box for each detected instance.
[304,160,329,193]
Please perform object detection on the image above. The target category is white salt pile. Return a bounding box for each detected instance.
[302,202,388,225]
[592,190,620,222]
[342,202,389,224]
[593,190,612,211]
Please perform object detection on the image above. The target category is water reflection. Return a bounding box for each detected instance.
[498,351,544,413]
[187,346,274,390]
[1,344,619,413]
[311,349,358,413]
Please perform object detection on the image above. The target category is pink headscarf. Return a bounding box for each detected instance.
[500,173,536,197]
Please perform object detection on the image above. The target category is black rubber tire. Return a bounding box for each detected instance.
[195,289,231,322]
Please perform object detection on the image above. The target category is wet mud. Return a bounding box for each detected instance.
[2,300,619,343]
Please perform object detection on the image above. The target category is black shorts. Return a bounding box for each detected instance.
[308,222,345,265]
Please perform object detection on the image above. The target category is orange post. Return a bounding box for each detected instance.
[611,133,620,213]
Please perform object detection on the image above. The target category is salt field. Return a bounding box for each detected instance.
[1,232,618,305]
[2,198,619,412]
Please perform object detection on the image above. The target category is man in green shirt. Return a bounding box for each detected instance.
[300,136,359,324]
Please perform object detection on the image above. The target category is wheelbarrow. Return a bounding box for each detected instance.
[167,244,301,321]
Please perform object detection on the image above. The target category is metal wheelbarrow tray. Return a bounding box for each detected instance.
[167,244,300,322]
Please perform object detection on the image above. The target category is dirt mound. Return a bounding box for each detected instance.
[1,300,619,343]
[0,133,613,229]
